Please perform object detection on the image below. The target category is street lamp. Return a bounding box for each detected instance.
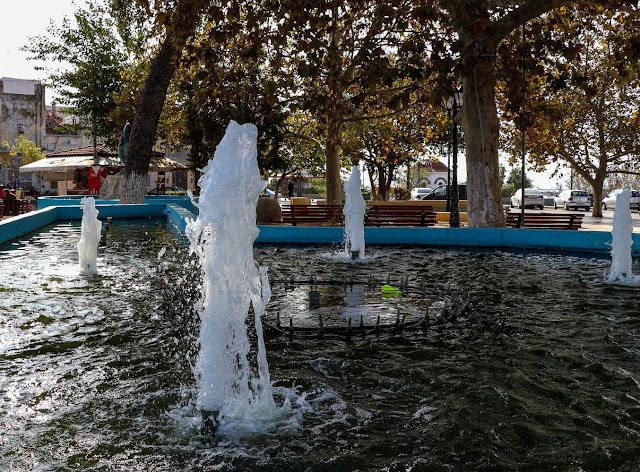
[443,88,463,228]
[439,141,451,212]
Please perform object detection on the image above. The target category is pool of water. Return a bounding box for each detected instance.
[1,222,639,471]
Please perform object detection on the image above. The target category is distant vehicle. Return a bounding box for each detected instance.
[602,189,640,211]
[554,189,591,211]
[538,189,559,207]
[421,184,467,201]
[263,188,276,198]
[146,186,186,195]
[410,187,433,200]
[510,188,544,209]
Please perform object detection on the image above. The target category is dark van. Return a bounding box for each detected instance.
[421,184,467,201]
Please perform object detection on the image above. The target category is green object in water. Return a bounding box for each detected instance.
[381,284,402,298]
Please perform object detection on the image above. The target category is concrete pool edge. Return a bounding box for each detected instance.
[0,203,635,255]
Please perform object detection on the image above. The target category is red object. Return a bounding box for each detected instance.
[88,166,109,196]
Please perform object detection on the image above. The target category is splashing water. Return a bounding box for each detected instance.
[607,189,640,284]
[77,197,101,275]
[186,121,277,425]
[343,166,366,259]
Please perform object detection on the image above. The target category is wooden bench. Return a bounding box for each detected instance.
[281,204,344,226]
[506,212,584,230]
[365,205,437,227]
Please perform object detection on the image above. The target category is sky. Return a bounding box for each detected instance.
[0,0,84,97]
[1,0,561,188]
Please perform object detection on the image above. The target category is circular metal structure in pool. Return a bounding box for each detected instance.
[264,276,470,337]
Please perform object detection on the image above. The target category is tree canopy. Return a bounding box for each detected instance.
[2,137,46,165]
[499,6,640,216]
[25,0,128,141]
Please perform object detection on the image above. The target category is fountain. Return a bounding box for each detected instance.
[343,166,366,259]
[607,189,639,284]
[185,121,277,427]
[2,141,640,469]
[77,196,102,275]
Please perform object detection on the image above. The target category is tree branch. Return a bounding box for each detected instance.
[283,131,325,151]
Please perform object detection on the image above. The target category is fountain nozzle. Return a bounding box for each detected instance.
[201,410,219,435]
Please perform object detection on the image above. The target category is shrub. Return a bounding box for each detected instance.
[391,187,410,200]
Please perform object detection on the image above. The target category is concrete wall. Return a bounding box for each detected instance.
[43,134,92,153]
[0,78,46,148]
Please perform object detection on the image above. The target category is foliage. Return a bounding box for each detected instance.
[501,167,533,198]
[24,0,128,141]
[178,16,287,174]
[262,1,434,203]
[51,124,82,135]
[391,187,410,201]
[2,137,46,164]
[498,6,640,215]
[342,98,444,200]
[278,112,326,177]
[302,182,327,195]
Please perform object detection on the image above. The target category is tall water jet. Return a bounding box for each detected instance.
[77,197,101,275]
[607,189,637,284]
[186,121,276,425]
[343,166,366,259]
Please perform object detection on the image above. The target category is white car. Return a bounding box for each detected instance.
[510,188,544,209]
[553,189,590,210]
[410,187,433,200]
[602,189,640,211]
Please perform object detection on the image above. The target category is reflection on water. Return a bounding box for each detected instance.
[1,223,640,471]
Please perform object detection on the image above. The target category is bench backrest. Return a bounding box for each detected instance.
[366,204,436,226]
[506,212,583,229]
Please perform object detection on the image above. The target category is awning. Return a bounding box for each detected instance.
[19,155,186,180]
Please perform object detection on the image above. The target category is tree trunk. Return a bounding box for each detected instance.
[120,36,179,204]
[275,169,290,198]
[460,50,505,228]
[325,117,344,204]
[592,182,604,217]
[366,163,377,199]
[377,163,387,200]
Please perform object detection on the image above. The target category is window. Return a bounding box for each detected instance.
[433,186,447,197]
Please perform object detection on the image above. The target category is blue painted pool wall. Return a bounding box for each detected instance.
[0,207,59,244]
[256,225,639,255]
[164,204,196,233]
[257,225,345,244]
[3,202,640,255]
[38,196,197,214]
[56,204,166,220]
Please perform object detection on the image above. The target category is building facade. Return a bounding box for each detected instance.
[0,78,47,187]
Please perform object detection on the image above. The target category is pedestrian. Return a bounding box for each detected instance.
[288,180,294,199]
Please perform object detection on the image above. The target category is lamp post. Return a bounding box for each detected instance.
[440,141,451,212]
[443,88,463,228]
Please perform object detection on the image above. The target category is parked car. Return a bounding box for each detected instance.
[146,186,186,195]
[421,184,467,201]
[410,187,433,200]
[510,188,544,209]
[553,189,591,211]
[263,188,276,198]
[602,189,640,210]
[539,189,559,207]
